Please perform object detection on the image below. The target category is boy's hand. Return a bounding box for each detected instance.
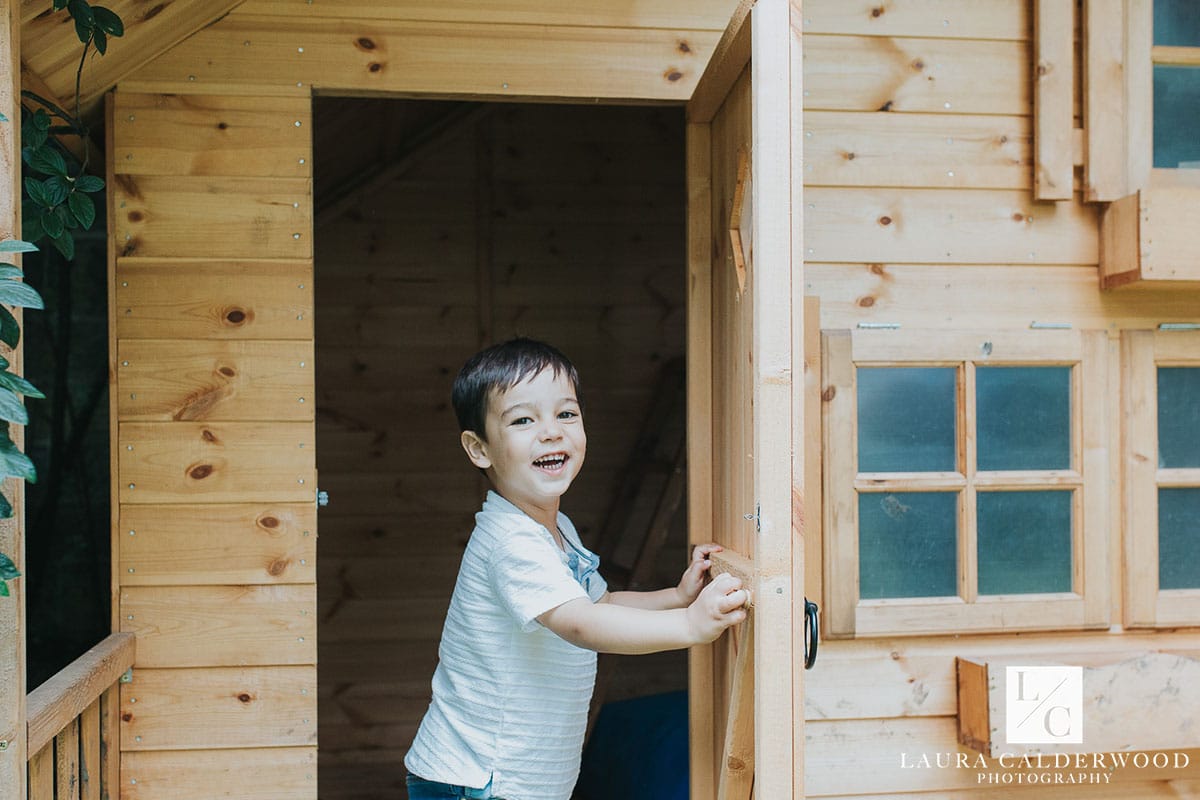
[685,572,748,645]
[676,543,723,607]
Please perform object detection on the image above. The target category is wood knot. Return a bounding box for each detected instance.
[189,464,214,480]
[871,5,885,17]
[122,712,133,722]
[844,151,856,161]
[225,308,247,324]
[878,100,893,112]
[217,121,228,130]
[259,515,280,528]
[857,295,876,307]
[664,69,684,82]
[678,40,691,54]
[218,366,236,378]
[201,429,218,443]
[128,211,144,222]
[891,650,901,660]
[727,757,746,771]
[368,62,383,73]
[878,215,892,226]
[911,59,925,71]
[998,135,1009,145]
[1037,61,1049,77]
[1012,212,1029,223]
[821,386,837,402]
[356,37,376,50]
[237,692,253,703]
[870,263,886,275]
[267,558,289,577]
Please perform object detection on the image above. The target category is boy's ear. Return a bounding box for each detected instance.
[460,430,492,469]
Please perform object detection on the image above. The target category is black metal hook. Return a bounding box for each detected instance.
[803,598,819,670]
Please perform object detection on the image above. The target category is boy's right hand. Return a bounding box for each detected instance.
[685,572,749,644]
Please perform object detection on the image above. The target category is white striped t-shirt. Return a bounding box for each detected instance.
[405,491,608,800]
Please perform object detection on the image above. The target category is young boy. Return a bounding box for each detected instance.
[404,338,748,800]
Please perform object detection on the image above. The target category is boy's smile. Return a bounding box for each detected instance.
[460,367,586,538]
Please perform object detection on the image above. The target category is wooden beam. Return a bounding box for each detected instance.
[0,3,25,798]
[716,617,754,800]
[20,0,250,120]
[119,14,719,104]
[1034,0,1074,200]
[1084,0,1128,201]
[687,0,752,124]
[20,61,100,167]
[1152,45,1200,66]
[26,633,135,756]
[317,102,491,225]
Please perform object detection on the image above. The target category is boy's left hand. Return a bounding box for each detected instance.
[676,543,723,607]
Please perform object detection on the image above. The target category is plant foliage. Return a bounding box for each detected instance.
[0,0,123,596]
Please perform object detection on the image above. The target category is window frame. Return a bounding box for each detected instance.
[822,328,1111,638]
[1124,329,1200,627]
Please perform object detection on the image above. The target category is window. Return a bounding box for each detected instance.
[1125,329,1200,626]
[1152,0,1200,169]
[822,329,1110,637]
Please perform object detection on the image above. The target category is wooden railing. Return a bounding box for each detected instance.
[25,633,135,800]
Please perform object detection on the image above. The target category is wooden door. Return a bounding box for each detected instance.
[108,90,319,797]
[685,1,803,799]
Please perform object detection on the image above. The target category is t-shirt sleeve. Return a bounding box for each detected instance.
[490,525,589,632]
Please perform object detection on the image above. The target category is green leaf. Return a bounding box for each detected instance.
[0,371,44,400]
[0,307,20,349]
[20,216,44,246]
[41,209,64,239]
[23,177,49,208]
[54,0,69,10]
[69,191,96,230]
[93,28,107,54]
[0,267,24,281]
[0,241,37,254]
[0,388,29,426]
[0,280,45,311]
[0,112,6,123]
[0,355,9,370]
[0,553,17,580]
[28,146,67,177]
[0,443,37,483]
[75,174,104,193]
[51,230,75,260]
[0,580,9,597]
[44,176,71,206]
[0,492,11,520]
[33,109,51,131]
[73,12,92,44]
[92,5,124,36]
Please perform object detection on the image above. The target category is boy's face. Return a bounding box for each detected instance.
[461,367,586,512]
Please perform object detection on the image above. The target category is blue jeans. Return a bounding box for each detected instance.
[406,774,504,800]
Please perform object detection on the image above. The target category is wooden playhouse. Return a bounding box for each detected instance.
[3,0,1200,798]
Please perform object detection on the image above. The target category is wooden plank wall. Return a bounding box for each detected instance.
[109,90,319,798]
[313,99,688,800]
[801,1,1200,797]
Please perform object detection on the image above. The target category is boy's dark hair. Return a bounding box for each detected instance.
[452,338,582,440]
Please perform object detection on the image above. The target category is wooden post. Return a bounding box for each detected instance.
[1034,0,1074,200]
[0,2,26,799]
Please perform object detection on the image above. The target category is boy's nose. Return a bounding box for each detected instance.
[539,420,563,440]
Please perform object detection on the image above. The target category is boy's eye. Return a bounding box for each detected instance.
[558,410,579,420]
[510,416,533,426]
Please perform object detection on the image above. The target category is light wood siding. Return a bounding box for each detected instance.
[803,0,1200,797]
[313,99,688,799]
[109,90,317,797]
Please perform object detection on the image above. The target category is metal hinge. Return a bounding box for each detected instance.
[743,503,761,532]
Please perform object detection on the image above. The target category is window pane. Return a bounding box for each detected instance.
[976,367,1071,471]
[977,491,1073,595]
[858,367,956,472]
[1154,0,1200,46]
[1159,488,1200,589]
[1158,367,1200,467]
[1153,66,1200,168]
[859,492,957,599]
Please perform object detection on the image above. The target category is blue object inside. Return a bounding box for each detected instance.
[577,691,689,800]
